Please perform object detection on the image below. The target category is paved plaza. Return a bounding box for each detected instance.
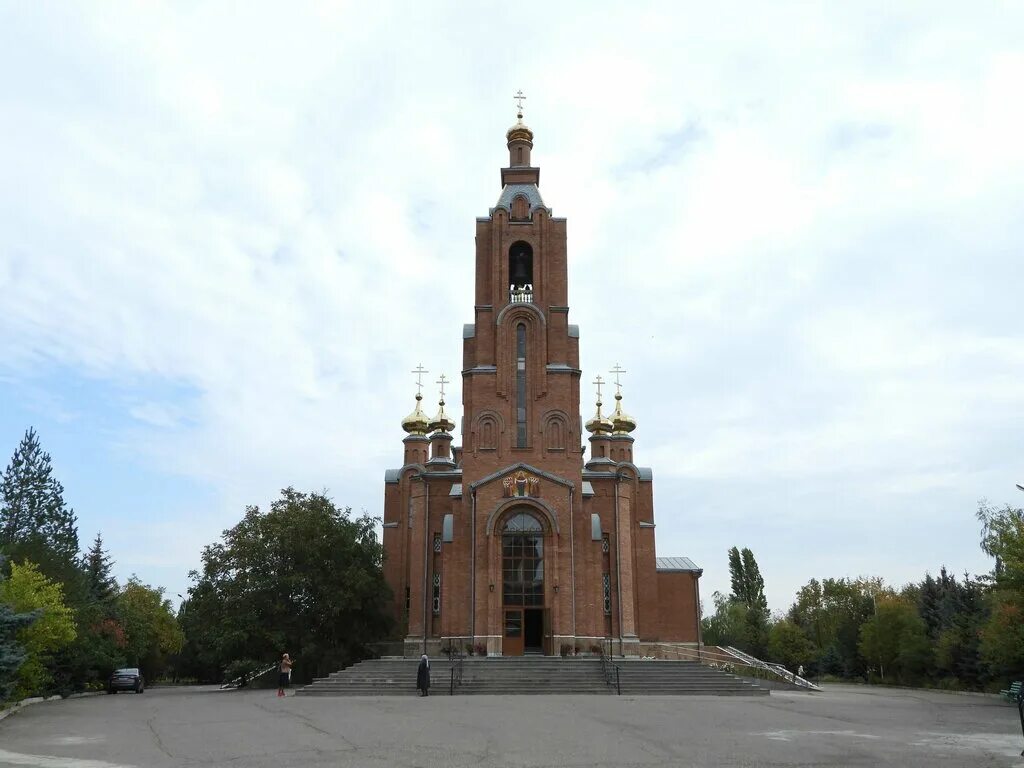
[0,684,1020,767]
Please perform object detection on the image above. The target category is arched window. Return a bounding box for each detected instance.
[502,511,544,607]
[516,323,527,447]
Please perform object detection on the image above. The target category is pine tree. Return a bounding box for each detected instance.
[0,428,79,560]
[83,532,118,605]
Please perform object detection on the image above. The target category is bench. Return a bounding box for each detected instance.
[1000,681,1022,702]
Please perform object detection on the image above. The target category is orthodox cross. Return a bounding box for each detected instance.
[513,89,527,113]
[411,364,429,397]
[610,363,627,396]
[436,373,449,402]
[592,374,605,401]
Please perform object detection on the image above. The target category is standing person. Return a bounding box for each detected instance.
[797,664,805,678]
[277,653,293,697]
[416,654,430,697]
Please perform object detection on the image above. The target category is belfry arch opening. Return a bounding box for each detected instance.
[508,241,533,301]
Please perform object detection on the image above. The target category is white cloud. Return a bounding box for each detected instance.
[1,1,1022,609]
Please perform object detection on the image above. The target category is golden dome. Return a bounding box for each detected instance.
[506,110,534,144]
[429,398,456,434]
[401,394,431,436]
[610,393,637,435]
[585,398,614,435]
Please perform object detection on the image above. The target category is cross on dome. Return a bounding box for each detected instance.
[435,373,450,402]
[610,363,627,396]
[513,89,526,115]
[411,364,429,397]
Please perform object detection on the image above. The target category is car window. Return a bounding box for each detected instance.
[115,668,140,675]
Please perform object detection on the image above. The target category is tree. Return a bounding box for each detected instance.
[979,591,1024,681]
[0,429,79,561]
[117,578,183,678]
[858,598,932,684]
[182,488,393,683]
[83,533,118,606]
[787,577,877,679]
[701,591,748,648]
[0,560,76,697]
[0,558,39,701]
[977,500,1024,590]
[723,547,770,657]
[727,546,768,613]
[768,620,816,672]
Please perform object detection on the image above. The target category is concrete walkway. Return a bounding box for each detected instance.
[0,683,1019,767]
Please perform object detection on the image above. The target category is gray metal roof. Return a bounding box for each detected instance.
[492,184,549,215]
[449,483,462,497]
[638,467,653,481]
[568,324,579,338]
[384,468,401,484]
[463,323,475,339]
[582,481,594,497]
[656,556,701,572]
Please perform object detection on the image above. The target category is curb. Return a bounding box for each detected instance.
[0,691,104,723]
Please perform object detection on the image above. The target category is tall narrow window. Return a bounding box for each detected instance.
[516,323,527,447]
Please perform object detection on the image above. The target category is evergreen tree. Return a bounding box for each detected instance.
[83,533,117,605]
[0,428,79,560]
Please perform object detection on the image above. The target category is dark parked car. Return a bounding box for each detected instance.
[107,668,145,694]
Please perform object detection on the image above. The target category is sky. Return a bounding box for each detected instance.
[1,1,1022,615]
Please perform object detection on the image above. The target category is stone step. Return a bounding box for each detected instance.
[297,657,769,697]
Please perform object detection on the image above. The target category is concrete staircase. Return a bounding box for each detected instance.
[297,657,768,697]
[614,659,769,696]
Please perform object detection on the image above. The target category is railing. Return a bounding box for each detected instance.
[646,643,821,691]
[600,637,621,695]
[509,285,533,303]
[219,662,278,690]
[447,647,465,696]
[723,646,821,691]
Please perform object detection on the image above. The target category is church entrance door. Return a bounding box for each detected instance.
[501,510,545,656]
[523,608,544,653]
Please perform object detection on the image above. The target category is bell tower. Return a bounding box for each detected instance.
[461,95,582,474]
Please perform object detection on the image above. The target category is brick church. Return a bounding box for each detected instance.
[382,104,702,658]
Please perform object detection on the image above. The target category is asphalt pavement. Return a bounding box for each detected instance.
[0,683,1020,767]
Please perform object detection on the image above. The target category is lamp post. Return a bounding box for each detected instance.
[1015,486,1023,755]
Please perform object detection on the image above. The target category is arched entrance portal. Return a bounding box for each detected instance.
[501,510,547,655]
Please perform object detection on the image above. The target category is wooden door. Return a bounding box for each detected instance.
[503,609,524,656]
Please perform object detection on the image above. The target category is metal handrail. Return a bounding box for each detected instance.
[600,637,621,695]
[448,647,465,696]
[646,642,821,691]
[722,646,821,691]
[219,661,278,690]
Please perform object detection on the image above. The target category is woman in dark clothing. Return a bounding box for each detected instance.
[416,654,430,696]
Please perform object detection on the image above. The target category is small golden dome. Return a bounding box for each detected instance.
[585,398,614,435]
[610,393,637,435]
[506,110,534,144]
[429,398,456,434]
[401,394,431,436]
